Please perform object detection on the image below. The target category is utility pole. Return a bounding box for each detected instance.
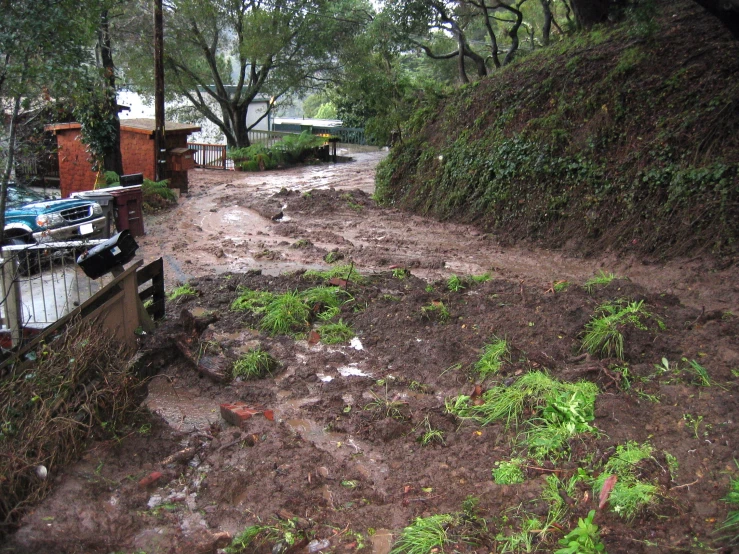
[153,0,166,181]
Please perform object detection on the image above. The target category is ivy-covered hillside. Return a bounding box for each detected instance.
[376,0,739,260]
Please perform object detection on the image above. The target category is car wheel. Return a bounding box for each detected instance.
[4,237,40,277]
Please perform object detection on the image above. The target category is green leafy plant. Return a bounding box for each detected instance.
[392,268,410,280]
[583,271,618,294]
[492,458,526,485]
[232,348,279,379]
[318,319,354,344]
[683,413,704,439]
[593,441,657,520]
[475,337,509,378]
[167,283,197,301]
[447,274,466,292]
[421,301,450,323]
[581,300,656,359]
[554,510,605,554]
[390,514,456,554]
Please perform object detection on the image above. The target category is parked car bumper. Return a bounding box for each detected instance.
[32,216,108,243]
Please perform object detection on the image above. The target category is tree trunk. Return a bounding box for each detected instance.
[569,0,610,29]
[0,95,22,245]
[98,9,123,176]
[457,34,470,84]
[502,4,524,65]
[540,0,553,45]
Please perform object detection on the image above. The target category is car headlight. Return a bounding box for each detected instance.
[91,203,103,216]
[36,213,65,228]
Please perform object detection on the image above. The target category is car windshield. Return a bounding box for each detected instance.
[6,184,46,208]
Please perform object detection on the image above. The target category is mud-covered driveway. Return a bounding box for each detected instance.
[136,150,738,314]
[5,150,739,554]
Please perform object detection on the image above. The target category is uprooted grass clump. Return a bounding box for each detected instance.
[594,441,659,520]
[583,271,619,294]
[317,319,354,344]
[717,465,739,545]
[0,319,142,534]
[230,285,351,336]
[167,282,198,301]
[492,458,526,485]
[302,264,367,285]
[232,348,280,379]
[474,336,509,378]
[447,371,599,461]
[390,514,460,554]
[581,299,662,359]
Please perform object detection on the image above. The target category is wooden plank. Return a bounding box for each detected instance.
[0,261,143,370]
[137,257,164,285]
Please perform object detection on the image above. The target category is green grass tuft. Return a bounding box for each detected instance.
[492,458,526,485]
[581,299,654,359]
[475,337,509,378]
[447,274,466,292]
[390,514,456,554]
[593,441,658,520]
[717,464,739,544]
[421,301,450,323]
[447,371,598,429]
[318,319,354,344]
[260,291,310,335]
[230,288,275,313]
[166,283,197,301]
[303,264,366,284]
[583,270,618,293]
[232,348,279,379]
[470,273,492,283]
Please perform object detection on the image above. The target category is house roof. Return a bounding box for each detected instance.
[46,118,201,136]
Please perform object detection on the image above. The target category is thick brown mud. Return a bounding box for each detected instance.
[4,151,738,554]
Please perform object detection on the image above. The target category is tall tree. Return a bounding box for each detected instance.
[0,0,95,243]
[121,0,368,148]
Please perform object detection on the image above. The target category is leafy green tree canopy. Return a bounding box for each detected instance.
[121,0,371,148]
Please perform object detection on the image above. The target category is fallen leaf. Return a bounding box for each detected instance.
[598,474,618,510]
[263,410,274,421]
[308,331,321,345]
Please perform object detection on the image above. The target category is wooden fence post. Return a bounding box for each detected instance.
[1,251,23,347]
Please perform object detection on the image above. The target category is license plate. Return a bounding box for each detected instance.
[80,223,94,235]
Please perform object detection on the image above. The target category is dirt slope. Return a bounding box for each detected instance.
[376,0,739,261]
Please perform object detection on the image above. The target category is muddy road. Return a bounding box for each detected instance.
[5,150,739,554]
[136,149,738,314]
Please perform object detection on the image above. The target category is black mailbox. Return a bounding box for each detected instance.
[120,173,144,187]
[76,230,139,279]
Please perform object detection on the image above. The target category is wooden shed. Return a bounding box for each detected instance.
[45,118,201,198]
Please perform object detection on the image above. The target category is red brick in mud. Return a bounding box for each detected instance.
[219,402,260,427]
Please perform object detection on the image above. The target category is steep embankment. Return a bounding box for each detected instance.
[377,0,739,261]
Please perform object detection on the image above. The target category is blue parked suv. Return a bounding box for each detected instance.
[3,182,107,273]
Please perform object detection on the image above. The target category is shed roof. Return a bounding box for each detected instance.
[46,118,201,135]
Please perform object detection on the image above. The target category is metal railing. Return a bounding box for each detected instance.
[189,131,300,171]
[0,241,111,347]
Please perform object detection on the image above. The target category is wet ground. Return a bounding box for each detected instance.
[4,150,739,554]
